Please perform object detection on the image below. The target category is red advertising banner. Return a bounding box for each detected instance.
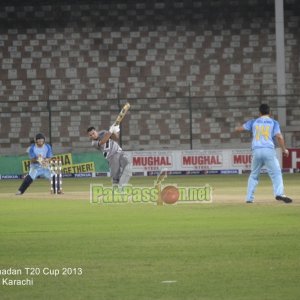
[282,148,300,169]
[181,150,223,170]
[128,149,283,174]
[231,149,252,169]
[131,151,173,171]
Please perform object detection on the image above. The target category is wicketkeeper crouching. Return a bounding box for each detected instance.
[16,133,59,195]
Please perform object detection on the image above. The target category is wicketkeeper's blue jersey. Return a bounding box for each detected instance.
[28,143,53,165]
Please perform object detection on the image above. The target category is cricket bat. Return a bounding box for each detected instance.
[113,103,130,126]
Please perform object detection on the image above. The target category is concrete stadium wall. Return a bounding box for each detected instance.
[0,0,299,154]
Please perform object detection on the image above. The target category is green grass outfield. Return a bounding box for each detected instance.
[0,174,300,300]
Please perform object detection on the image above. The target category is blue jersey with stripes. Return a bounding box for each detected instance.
[243,116,281,150]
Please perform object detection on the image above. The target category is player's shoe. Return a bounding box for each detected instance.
[275,195,293,203]
[246,200,253,203]
[15,191,23,195]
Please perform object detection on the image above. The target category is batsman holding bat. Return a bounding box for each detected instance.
[87,103,131,188]
[16,133,56,195]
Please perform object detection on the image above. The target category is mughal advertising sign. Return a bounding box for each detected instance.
[128,149,282,173]
[131,151,173,171]
[129,150,237,172]
[181,150,223,170]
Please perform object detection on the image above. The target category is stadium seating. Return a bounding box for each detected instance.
[0,0,299,153]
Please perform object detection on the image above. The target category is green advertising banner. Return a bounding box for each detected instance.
[0,152,109,175]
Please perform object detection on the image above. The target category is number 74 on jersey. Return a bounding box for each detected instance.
[255,125,270,140]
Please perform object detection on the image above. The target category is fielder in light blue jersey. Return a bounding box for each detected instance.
[236,104,292,203]
[16,133,54,195]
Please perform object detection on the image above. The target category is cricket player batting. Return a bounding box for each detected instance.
[87,124,131,188]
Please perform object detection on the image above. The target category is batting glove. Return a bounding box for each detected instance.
[109,124,120,134]
[113,125,120,133]
[109,125,115,133]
